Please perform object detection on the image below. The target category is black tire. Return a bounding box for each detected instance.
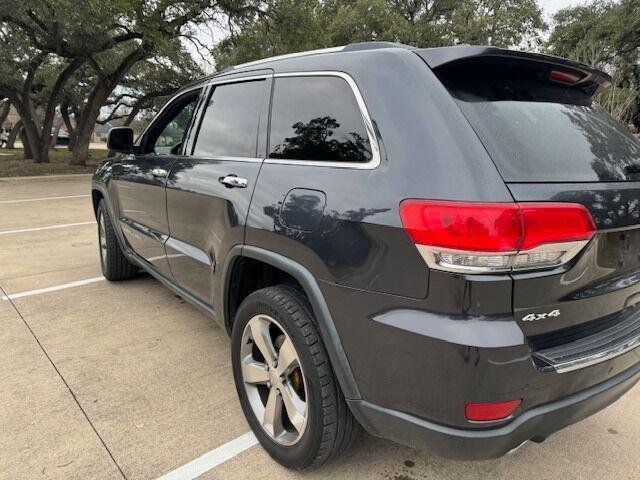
[97,200,137,281]
[231,285,360,470]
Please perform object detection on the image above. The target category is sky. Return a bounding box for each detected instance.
[539,0,586,16]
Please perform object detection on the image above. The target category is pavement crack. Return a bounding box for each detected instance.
[0,284,128,480]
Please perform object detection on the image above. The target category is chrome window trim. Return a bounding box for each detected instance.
[265,71,381,170]
[196,155,263,164]
[206,73,271,87]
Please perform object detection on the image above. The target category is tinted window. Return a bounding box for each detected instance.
[456,102,640,182]
[150,92,199,155]
[194,80,264,158]
[436,62,640,182]
[269,76,372,163]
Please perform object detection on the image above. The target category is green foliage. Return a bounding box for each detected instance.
[0,0,241,163]
[100,39,205,125]
[213,0,545,69]
[546,0,640,123]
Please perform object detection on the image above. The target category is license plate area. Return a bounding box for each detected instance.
[598,228,640,272]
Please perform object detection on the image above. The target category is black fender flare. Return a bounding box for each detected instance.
[91,182,130,254]
[222,245,361,401]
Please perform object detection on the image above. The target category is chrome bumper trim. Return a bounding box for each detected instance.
[533,311,640,373]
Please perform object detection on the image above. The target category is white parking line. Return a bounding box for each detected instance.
[0,194,90,204]
[0,221,95,235]
[155,432,258,480]
[1,277,105,300]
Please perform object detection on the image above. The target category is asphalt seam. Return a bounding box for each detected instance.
[0,283,129,480]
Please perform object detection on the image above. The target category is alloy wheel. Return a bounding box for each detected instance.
[240,314,308,446]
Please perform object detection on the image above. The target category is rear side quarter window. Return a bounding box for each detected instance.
[268,75,373,164]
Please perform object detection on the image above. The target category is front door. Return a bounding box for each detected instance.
[113,88,202,277]
[165,75,271,306]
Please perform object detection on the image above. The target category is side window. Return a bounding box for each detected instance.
[268,76,372,163]
[193,80,265,158]
[149,91,200,155]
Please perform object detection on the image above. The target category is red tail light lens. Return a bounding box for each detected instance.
[465,399,522,422]
[400,200,596,273]
[400,201,522,252]
[519,203,596,250]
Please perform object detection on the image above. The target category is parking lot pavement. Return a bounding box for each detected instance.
[1,174,639,480]
[0,174,92,202]
[0,280,123,480]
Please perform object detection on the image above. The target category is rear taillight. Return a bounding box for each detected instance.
[400,200,596,274]
[465,399,522,422]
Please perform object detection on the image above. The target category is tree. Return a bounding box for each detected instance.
[6,120,22,149]
[213,0,545,69]
[97,39,203,128]
[0,0,136,162]
[547,0,640,124]
[0,98,9,128]
[213,0,331,69]
[0,0,255,164]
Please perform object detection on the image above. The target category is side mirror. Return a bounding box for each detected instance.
[107,127,134,153]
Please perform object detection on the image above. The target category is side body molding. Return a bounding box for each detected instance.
[222,245,361,401]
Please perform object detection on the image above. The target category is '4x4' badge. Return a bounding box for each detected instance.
[521,310,561,322]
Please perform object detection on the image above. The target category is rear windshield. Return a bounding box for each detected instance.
[436,60,640,182]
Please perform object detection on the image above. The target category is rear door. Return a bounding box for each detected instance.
[113,88,202,277]
[430,54,640,361]
[165,74,271,306]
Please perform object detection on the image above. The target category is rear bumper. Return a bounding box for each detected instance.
[348,360,640,460]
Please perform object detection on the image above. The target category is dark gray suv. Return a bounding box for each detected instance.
[93,42,640,469]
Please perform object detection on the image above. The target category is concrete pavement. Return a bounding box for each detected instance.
[0,174,638,479]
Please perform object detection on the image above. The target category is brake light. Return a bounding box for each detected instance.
[400,200,595,274]
[465,399,522,422]
[549,69,583,84]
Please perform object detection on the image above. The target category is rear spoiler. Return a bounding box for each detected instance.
[417,46,612,93]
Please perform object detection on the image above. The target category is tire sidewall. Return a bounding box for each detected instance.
[97,207,107,274]
[231,288,327,469]
[97,202,110,278]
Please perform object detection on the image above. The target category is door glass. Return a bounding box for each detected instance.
[193,80,265,158]
[152,94,199,155]
[268,76,372,163]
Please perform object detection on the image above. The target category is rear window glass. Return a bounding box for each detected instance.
[268,76,372,163]
[436,61,640,182]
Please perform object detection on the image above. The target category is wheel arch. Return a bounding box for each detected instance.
[222,245,361,400]
[91,188,104,218]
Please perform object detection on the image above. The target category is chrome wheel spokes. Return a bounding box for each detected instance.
[240,314,308,446]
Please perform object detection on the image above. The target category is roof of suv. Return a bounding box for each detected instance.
[182,42,610,92]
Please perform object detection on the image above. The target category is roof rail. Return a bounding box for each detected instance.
[226,46,346,71]
[343,41,414,52]
[224,42,414,72]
